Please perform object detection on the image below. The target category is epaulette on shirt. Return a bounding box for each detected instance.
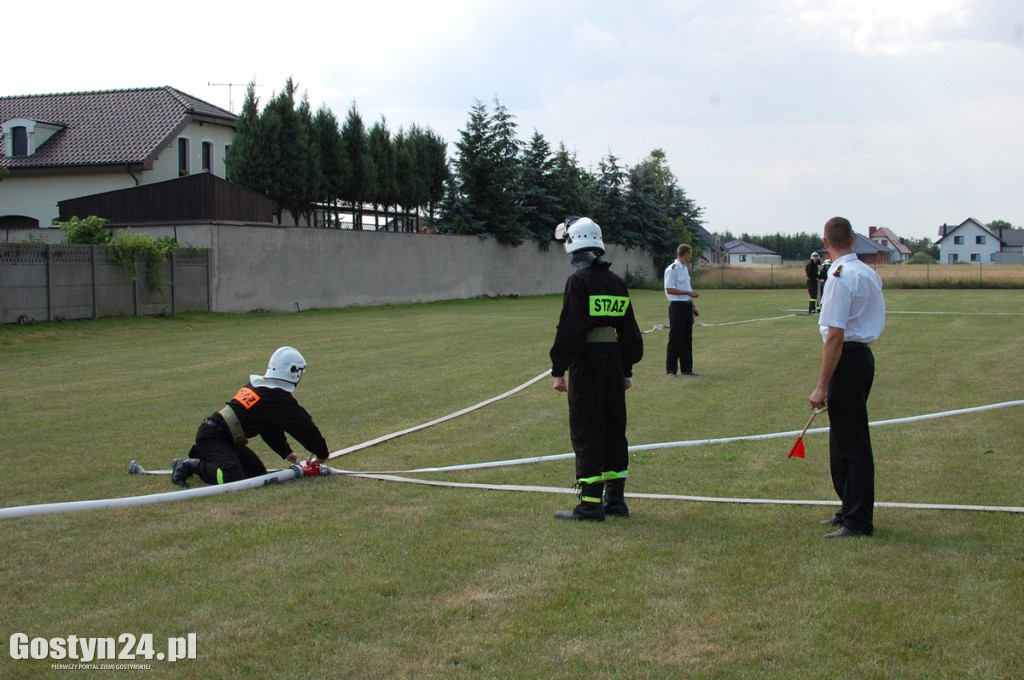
[669,262,678,269]
[833,264,843,278]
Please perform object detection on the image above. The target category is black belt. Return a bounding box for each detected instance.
[670,300,693,304]
[843,341,868,348]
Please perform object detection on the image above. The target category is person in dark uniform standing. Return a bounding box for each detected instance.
[805,251,821,314]
[664,243,700,376]
[550,216,644,521]
[171,346,330,487]
[809,218,885,538]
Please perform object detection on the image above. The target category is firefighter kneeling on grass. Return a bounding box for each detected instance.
[171,346,330,487]
[549,217,644,521]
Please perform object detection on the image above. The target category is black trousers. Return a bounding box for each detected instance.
[827,343,876,533]
[666,300,694,374]
[193,421,268,484]
[567,345,628,482]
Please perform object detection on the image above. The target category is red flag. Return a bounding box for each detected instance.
[788,407,824,459]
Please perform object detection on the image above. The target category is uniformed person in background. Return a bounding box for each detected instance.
[664,243,701,376]
[549,217,644,521]
[171,346,330,487]
[805,251,821,314]
[809,218,886,538]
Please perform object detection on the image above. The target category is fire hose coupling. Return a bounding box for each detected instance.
[295,459,330,477]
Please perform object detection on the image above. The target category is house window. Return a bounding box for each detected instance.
[11,126,28,156]
[953,235,964,245]
[177,138,190,176]
[976,235,986,244]
[970,253,980,262]
[201,141,213,173]
[949,254,959,263]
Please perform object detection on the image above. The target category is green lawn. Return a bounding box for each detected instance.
[1,289,1022,679]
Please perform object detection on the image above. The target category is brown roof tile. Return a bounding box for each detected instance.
[0,86,236,169]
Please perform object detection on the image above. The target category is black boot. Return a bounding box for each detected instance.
[171,457,201,487]
[555,482,605,521]
[808,300,816,315]
[603,478,629,517]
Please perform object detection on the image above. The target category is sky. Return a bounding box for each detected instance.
[5,0,1023,241]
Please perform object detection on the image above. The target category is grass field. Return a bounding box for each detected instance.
[2,289,1022,679]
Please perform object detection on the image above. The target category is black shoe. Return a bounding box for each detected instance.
[821,514,842,526]
[823,526,869,538]
[603,502,630,517]
[554,503,605,522]
[603,477,629,517]
[170,457,198,488]
[682,371,700,376]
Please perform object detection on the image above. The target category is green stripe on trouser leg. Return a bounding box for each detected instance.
[554,481,606,521]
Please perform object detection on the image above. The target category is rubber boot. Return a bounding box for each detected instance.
[171,457,201,487]
[603,477,629,517]
[554,482,606,521]
[808,299,816,315]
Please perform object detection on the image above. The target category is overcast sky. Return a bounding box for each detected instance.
[5,0,1022,240]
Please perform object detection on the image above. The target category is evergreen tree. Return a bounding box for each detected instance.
[261,79,316,226]
[340,103,372,230]
[311,106,349,228]
[368,117,396,230]
[227,82,271,192]
[519,130,558,244]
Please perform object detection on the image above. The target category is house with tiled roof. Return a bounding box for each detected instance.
[819,233,892,266]
[867,226,912,262]
[936,218,1024,264]
[0,87,237,234]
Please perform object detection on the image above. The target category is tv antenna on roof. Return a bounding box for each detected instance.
[208,81,261,114]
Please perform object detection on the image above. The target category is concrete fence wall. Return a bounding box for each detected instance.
[0,244,211,324]
[1,224,658,323]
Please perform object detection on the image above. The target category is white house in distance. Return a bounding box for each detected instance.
[0,87,237,235]
[867,226,911,262]
[936,218,1024,264]
[718,238,782,265]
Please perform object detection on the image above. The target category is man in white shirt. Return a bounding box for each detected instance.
[663,243,701,376]
[809,217,886,538]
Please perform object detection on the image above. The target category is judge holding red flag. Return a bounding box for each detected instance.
[808,217,886,538]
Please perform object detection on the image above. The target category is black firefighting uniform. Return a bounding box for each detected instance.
[192,382,329,485]
[549,259,644,486]
[805,260,820,313]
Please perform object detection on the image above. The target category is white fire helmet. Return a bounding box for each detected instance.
[254,346,306,392]
[554,216,605,255]
[811,252,820,260]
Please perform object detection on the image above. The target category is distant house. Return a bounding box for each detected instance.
[936,218,1024,264]
[868,226,912,262]
[718,239,781,265]
[820,233,891,266]
[0,87,237,233]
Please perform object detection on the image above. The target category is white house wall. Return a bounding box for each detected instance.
[0,120,234,228]
[940,221,1000,264]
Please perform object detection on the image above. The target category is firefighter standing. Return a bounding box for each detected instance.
[171,346,330,487]
[549,217,644,521]
[805,251,821,314]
